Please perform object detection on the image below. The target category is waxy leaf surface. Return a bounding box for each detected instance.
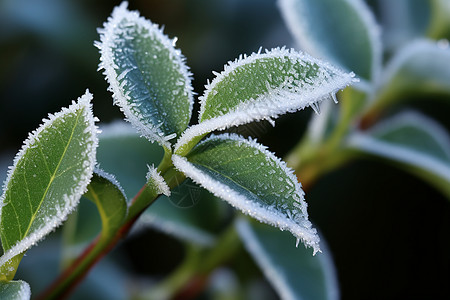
[173,133,320,253]
[98,2,194,149]
[0,91,98,273]
[278,0,380,82]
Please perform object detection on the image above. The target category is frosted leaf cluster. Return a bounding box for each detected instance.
[0,90,98,267]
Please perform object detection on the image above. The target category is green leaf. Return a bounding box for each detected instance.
[374,39,450,111]
[0,280,31,300]
[97,121,227,246]
[348,111,450,198]
[97,2,194,150]
[0,90,98,278]
[84,169,127,239]
[173,133,320,253]
[278,0,381,82]
[237,218,339,300]
[175,47,355,155]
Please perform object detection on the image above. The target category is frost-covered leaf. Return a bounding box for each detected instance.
[0,280,31,300]
[278,0,381,83]
[173,133,320,253]
[97,121,227,246]
[374,39,450,110]
[175,47,355,155]
[0,91,98,278]
[348,111,450,198]
[84,169,127,239]
[237,218,339,300]
[97,2,194,149]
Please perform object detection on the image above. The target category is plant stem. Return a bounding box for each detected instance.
[37,159,186,300]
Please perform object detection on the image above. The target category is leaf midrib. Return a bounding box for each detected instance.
[21,109,83,240]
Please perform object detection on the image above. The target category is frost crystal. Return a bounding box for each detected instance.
[94,167,127,201]
[0,280,31,300]
[146,165,171,197]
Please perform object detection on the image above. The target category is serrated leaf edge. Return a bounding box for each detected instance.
[0,90,98,267]
[96,1,194,149]
[173,133,320,253]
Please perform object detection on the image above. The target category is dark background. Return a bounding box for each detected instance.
[1,0,449,299]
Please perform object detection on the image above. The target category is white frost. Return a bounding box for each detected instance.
[0,90,98,268]
[146,165,171,197]
[175,47,355,153]
[173,133,320,253]
[97,2,194,150]
[0,280,31,300]
[93,167,127,202]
